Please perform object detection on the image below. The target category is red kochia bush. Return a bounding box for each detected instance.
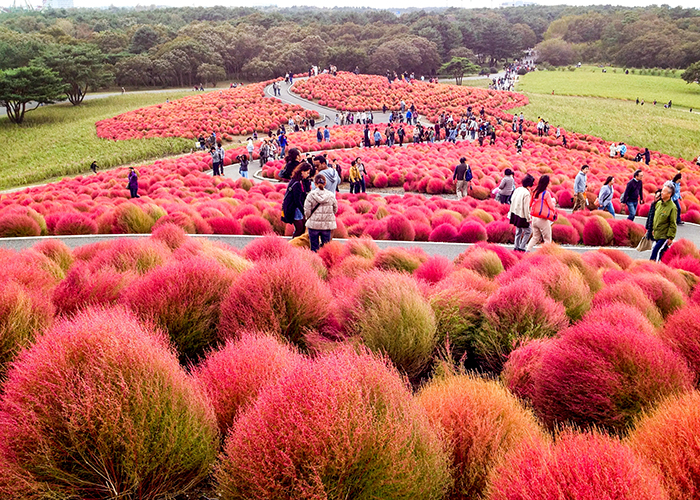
[415,255,454,284]
[487,430,668,500]
[52,263,137,316]
[126,257,239,362]
[531,321,694,432]
[385,214,416,241]
[501,338,554,402]
[0,213,41,237]
[193,332,303,435]
[219,258,334,349]
[215,347,451,500]
[243,234,296,261]
[0,308,218,500]
[418,374,545,499]
[660,304,700,379]
[629,390,700,500]
[582,215,613,246]
[457,221,488,243]
[53,212,98,235]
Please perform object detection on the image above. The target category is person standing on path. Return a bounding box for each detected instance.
[304,174,338,253]
[397,125,405,147]
[282,163,312,238]
[597,176,615,217]
[349,160,361,194]
[246,137,254,162]
[621,169,644,221]
[650,184,677,262]
[323,126,331,143]
[496,169,515,204]
[515,135,523,154]
[509,174,535,252]
[527,175,557,252]
[313,156,340,194]
[572,165,590,212]
[671,173,684,225]
[453,157,473,199]
[357,158,367,192]
[127,167,140,198]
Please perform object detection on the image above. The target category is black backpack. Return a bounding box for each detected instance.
[280,181,298,223]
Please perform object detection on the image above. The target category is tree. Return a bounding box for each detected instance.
[130,25,160,54]
[682,61,700,86]
[0,66,66,124]
[197,63,226,87]
[35,44,113,105]
[440,57,480,85]
[535,38,579,66]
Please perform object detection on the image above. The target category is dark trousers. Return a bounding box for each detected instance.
[360,177,366,193]
[308,228,331,252]
[212,161,220,176]
[650,238,669,262]
[674,199,682,223]
[292,219,306,238]
[129,186,139,198]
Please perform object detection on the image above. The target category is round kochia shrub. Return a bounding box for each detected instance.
[215,347,451,500]
[0,308,218,500]
[219,258,334,350]
[348,270,438,378]
[531,321,694,432]
[582,216,614,246]
[501,338,553,402]
[193,332,304,435]
[476,278,568,371]
[487,430,668,500]
[629,390,700,500]
[126,257,239,362]
[52,263,137,316]
[660,304,700,378]
[53,212,98,235]
[418,374,545,500]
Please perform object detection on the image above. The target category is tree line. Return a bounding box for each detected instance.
[0,5,698,123]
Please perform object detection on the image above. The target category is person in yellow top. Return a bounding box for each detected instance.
[349,159,362,194]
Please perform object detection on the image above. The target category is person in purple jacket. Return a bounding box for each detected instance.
[128,167,140,198]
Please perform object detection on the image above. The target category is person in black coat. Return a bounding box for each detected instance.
[622,169,644,221]
[279,148,301,181]
[282,163,313,238]
[645,189,662,239]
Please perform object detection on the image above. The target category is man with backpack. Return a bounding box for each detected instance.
[453,157,473,199]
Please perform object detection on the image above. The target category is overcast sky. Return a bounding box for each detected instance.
[7,0,700,14]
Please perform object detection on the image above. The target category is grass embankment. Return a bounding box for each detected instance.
[515,67,700,161]
[0,91,194,190]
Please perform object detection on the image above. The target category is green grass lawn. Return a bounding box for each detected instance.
[0,92,194,190]
[515,67,700,162]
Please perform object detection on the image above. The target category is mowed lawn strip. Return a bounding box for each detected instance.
[518,66,700,110]
[0,92,194,190]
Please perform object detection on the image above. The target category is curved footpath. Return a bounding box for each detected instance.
[1,79,698,259]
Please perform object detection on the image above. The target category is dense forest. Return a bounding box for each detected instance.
[0,5,699,91]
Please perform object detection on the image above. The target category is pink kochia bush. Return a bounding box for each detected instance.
[660,304,700,379]
[530,320,694,432]
[215,347,451,500]
[629,390,700,500]
[418,373,545,499]
[487,430,668,500]
[0,308,218,500]
[193,332,304,435]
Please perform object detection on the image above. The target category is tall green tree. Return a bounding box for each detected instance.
[0,66,66,124]
[35,44,113,105]
[682,61,700,86]
[440,57,480,85]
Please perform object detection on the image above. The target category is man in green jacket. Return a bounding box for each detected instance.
[650,184,677,261]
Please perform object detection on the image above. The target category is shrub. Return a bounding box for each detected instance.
[582,302,657,337]
[53,212,98,235]
[215,347,451,500]
[209,217,243,234]
[457,221,488,243]
[456,247,505,279]
[348,270,438,378]
[610,219,645,247]
[629,390,700,500]
[385,214,416,241]
[241,215,274,235]
[415,255,454,284]
[531,321,694,432]
[536,243,603,292]
[582,215,613,246]
[193,332,303,435]
[33,239,73,272]
[151,223,188,249]
[477,278,569,371]
[581,251,621,271]
[127,257,239,362]
[592,280,664,328]
[429,223,458,242]
[87,237,171,274]
[112,203,155,233]
[501,338,553,402]
[0,308,218,500]
[557,189,574,208]
[0,213,41,237]
[629,272,686,318]
[418,374,545,500]
[487,430,668,500]
[344,236,379,259]
[551,224,580,245]
[243,234,295,262]
[52,263,137,316]
[597,247,633,268]
[661,304,700,379]
[373,247,426,273]
[661,238,700,263]
[485,220,514,244]
[0,281,53,377]
[219,258,334,350]
[0,249,64,292]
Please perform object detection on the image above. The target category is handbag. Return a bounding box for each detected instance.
[636,235,653,252]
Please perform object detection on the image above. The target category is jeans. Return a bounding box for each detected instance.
[674,199,682,223]
[514,225,532,251]
[650,238,670,262]
[240,170,249,178]
[308,228,331,252]
[603,202,615,217]
[626,202,638,221]
[360,177,366,193]
[129,186,139,198]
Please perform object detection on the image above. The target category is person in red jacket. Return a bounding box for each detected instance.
[527,174,557,252]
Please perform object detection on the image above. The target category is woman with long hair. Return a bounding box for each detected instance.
[278,147,301,181]
[281,162,312,238]
[527,175,558,252]
[672,172,683,225]
[598,176,615,217]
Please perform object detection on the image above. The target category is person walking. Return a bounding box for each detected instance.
[515,134,523,154]
[246,137,254,162]
[496,168,515,204]
[597,176,616,217]
[323,126,331,142]
[621,169,644,221]
[671,173,683,225]
[527,175,557,252]
[349,160,362,194]
[572,165,590,212]
[237,154,249,179]
[509,174,535,252]
[453,157,472,199]
[373,128,382,147]
[305,174,338,252]
[127,167,140,198]
[281,163,313,238]
[397,125,405,147]
[650,184,677,261]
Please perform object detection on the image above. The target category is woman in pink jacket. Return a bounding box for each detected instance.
[527,175,558,252]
